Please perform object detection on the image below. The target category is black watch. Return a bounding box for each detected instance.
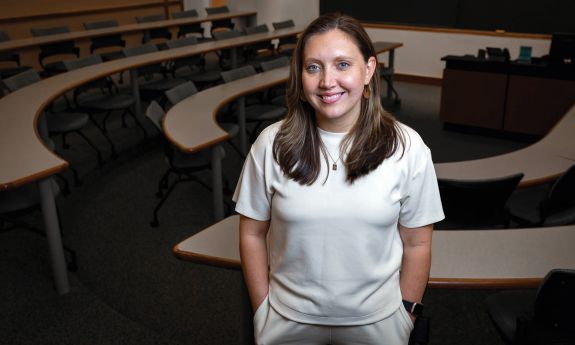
[402,300,423,317]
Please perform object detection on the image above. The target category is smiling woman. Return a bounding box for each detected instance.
[301,29,376,133]
[233,12,444,345]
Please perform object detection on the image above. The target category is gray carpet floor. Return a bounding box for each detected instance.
[1,80,540,345]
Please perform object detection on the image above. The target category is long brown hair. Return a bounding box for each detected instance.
[273,13,404,184]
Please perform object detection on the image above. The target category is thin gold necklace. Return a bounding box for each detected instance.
[325,148,342,171]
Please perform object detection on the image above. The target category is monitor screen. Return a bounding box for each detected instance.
[549,32,575,64]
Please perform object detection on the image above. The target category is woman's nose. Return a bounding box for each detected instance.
[319,68,336,89]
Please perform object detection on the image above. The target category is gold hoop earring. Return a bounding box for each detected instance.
[362,84,371,99]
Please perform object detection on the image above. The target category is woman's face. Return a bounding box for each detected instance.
[301,29,376,133]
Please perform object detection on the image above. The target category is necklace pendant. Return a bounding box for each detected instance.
[332,163,337,171]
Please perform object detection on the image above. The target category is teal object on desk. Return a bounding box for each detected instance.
[518,45,532,63]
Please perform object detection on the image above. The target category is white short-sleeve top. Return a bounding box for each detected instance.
[233,121,444,326]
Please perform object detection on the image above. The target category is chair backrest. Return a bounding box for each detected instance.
[542,164,575,218]
[164,81,198,105]
[206,6,234,34]
[83,20,125,50]
[245,24,269,35]
[122,44,159,57]
[166,36,198,49]
[172,9,198,19]
[136,15,171,43]
[212,29,242,41]
[260,56,290,71]
[172,10,203,38]
[438,172,524,228]
[534,269,575,332]
[30,26,79,63]
[0,31,20,65]
[136,14,164,23]
[31,26,69,37]
[221,65,257,83]
[145,100,165,131]
[205,6,229,15]
[0,30,10,42]
[83,19,118,30]
[272,19,295,30]
[272,20,297,48]
[2,69,41,92]
[63,54,103,71]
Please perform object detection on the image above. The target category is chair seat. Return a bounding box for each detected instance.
[47,112,90,133]
[170,145,225,170]
[220,122,239,137]
[184,69,222,84]
[140,76,187,92]
[43,61,67,74]
[100,51,125,61]
[0,66,32,79]
[0,179,60,214]
[486,289,537,344]
[244,104,286,121]
[79,92,135,110]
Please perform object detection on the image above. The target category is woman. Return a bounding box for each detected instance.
[233,13,444,345]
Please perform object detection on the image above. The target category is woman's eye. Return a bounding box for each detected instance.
[337,62,350,70]
[305,64,320,73]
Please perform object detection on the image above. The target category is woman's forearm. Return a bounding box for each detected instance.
[398,225,433,311]
[239,216,271,311]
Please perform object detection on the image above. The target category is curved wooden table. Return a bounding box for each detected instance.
[0,25,305,295]
[434,104,575,187]
[174,215,575,289]
[0,11,257,53]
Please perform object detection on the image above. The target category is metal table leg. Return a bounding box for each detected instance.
[39,178,70,295]
[237,96,247,156]
[211,145,224,221]
[387,49,396,101]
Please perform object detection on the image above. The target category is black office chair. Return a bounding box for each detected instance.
[259,56,290,106]
[83,20,126,61]
[205,6,235,37]
[165,37,222,89]
[64,55,146,158]
[145,100,225,227]
[0,31,32,81]
[122,43,187,105]
[212,29,246,70]
[272,19,297,56]
[0,178,77,271]
[30,26,80,76]
[172,9,207,40]
[486,269,575,345]
[436,173,524,229]
[510,164,575,227]
[221,65,287,142]
[243,24,276,70]
[135,14,172,49]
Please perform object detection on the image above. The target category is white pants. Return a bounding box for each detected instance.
[253,296,414,345]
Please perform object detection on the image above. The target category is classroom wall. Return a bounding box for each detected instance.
[366,27,551,79]
[226,0,319,30]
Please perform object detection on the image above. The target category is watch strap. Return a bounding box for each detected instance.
[402,299,423,317]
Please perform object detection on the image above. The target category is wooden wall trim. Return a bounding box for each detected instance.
[364,22,550,40]
[0,1,182,23]
[394,73,442,86]
[428,277,542,289]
